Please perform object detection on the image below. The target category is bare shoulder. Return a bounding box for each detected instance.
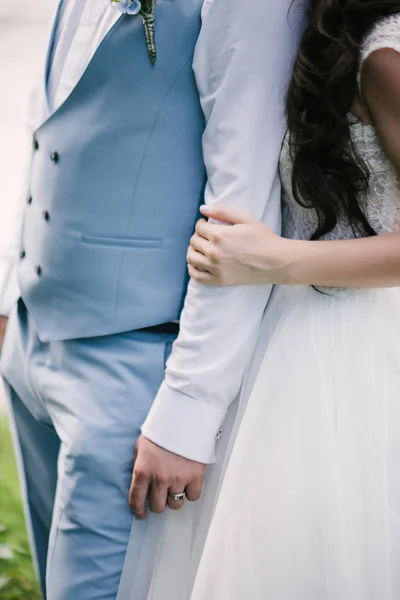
[362,48,400,113]
[361,47,400,174]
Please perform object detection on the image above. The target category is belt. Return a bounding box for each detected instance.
[139,322,180,335]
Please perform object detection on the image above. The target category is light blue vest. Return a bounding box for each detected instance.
[18,0,205,342]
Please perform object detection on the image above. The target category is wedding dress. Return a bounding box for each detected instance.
[118,14,400,600]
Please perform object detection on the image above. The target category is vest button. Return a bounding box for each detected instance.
[50,151,59,163]
[27,196,32,205]
[35,265,42,276]
[19,250,26,260]
[33,138,39,151]
[42,210,50,222]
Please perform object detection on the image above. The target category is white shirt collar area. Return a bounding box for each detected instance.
[47,0,120,114]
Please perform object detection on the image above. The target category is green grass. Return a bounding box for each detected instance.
[0,416,41,599]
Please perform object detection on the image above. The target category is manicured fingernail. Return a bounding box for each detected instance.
[200,205,212,214]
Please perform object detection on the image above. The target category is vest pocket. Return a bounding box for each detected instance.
[80,234,163,248]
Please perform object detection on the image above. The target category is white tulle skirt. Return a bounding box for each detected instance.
[118,284,400,600]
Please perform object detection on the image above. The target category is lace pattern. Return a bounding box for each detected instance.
[357,13,400,94]
[280,13,400,244]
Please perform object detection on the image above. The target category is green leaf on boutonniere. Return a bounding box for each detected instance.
[111,0,156,65]
[140,0,156,65]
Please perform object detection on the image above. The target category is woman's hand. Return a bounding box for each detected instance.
[187,205,293,286]
[189,204,400,290]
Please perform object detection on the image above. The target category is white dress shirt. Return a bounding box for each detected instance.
[48,1,120,115]
[0,0,305,464]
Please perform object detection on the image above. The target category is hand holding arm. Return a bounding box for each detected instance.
[189,204,400,288]
[189,47,400,290]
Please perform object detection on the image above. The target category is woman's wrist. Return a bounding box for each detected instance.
[279,233,400,289]
[258,236,307,285]
[269,238,323,286]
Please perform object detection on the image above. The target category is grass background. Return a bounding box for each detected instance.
[0,415,41,599]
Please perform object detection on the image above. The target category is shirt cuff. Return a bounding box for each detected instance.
[0,258,20,317]
[141,382,226,464]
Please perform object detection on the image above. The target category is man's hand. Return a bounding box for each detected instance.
[129,435,206,520]
[0,316,8,352]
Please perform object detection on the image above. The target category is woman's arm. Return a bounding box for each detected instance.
[188,210,400,288]
[188,48,400,289]
[284,232,400,288]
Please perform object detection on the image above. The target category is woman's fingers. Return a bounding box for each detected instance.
[190,232,210,255]
[200,204,258,225]
[195,218,218,240]
[187,245,213,272]
[188,264,215,284]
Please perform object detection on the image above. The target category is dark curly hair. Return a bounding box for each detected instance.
[287,0,400,240]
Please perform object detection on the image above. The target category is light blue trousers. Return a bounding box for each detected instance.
[0,300,175,600]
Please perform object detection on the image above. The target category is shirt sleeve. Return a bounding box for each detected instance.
[141,0,306,463]
[0,74,43,317]
[0,246,20,317]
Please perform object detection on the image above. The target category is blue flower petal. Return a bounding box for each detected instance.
[126,1,141,15]
[113,0,141,15]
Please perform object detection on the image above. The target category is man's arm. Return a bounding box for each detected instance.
[130,0,306,518]
[0,69,44,347]
[0,7,57,344]
[0,316,8,350]
[0,247,20,350]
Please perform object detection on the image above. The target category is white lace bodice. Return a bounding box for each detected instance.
[280,13,400,242]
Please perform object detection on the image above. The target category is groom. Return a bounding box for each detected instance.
[0,0,303,598]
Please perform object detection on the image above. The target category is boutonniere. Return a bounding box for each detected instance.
[112,0,156,65]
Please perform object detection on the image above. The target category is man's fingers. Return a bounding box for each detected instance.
[167,494,185,511]
[130,436,207,519]
[148,480,169,514]
[166,478,187,511]
[129,473,150,520]
[185,477,203,502]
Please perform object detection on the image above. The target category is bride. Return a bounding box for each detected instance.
[118,1,400,598]
[186,1,400,598]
